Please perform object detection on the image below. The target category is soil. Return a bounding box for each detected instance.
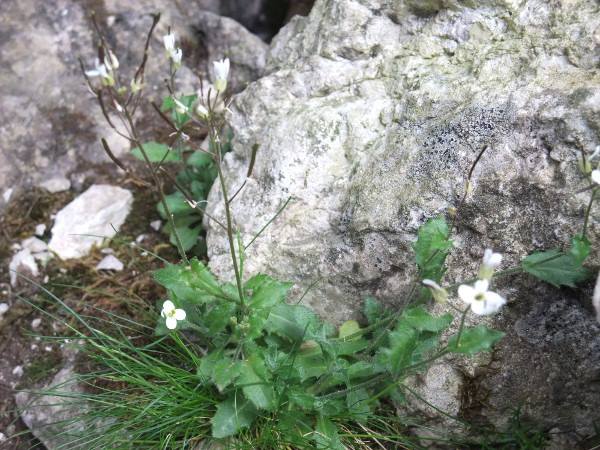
[0,162,182,449]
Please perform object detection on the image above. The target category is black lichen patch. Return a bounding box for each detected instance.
[410,106,512,179]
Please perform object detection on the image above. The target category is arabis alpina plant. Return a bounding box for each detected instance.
[458,279,506,315]
[477,249,502,281]
[213,58,230,92]
[161,300,186,329]
[422,279,448,303]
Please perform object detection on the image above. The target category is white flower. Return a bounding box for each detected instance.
[458,279,506,315]
[163,33,176,56]
[477,249,502,281]
[161,300,186,329]
[592,170,600,185]
[85,58,115,86]
[172,48,182,69]
[422,279,448,303]
[213,58,230,92]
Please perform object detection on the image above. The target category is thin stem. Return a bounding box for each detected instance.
[123,108,189,263]
[213,134,245,306]
[582,188,597,238]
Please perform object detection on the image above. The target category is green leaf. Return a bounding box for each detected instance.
[570,234,591,268]
[265,303,318,341]
[314,416,345,450]
[238,360,277,411]
[131,141,180,163]
[171,223,201,252]
[411,215,454,281]
[187,151,214,168]
[157,191,193,218]
[447,325,505,356]
[346,389,372,424]
[522,248,592,288]
[211,396,258,439]
[364,296,390,325]
[205,301,237,335]
[338,320,360,339]
[197,349,224,382]
[295,345,328,381]
[245,274,293,309]
[153,258,227,303]
[379,325,417,374]
[401,306,453,332]
[213,359,244,391]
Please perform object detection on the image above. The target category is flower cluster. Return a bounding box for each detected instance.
[163,33,182,69]
[423,249,506,316]
[85,51,119,86]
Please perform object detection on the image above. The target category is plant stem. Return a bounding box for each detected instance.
[582,188,597,238]
[123,108,189,263]
[212,133,245,306]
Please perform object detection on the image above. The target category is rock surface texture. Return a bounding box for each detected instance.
[206,0,600,443]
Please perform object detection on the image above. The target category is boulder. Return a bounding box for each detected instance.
[205,0,600,442]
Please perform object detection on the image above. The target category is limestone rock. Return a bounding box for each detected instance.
[96,254,124,271]
[9,249,39,286]
[48,185,133,260]
[205,0,600,441]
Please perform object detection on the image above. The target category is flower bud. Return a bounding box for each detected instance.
[213,58,230,92]
[477,249,502,281]
[422,279,448,303]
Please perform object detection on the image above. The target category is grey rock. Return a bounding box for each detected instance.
[48,184,133,260]
[0,0,268,211]
[15,347,91,450]
[205,0,600,440]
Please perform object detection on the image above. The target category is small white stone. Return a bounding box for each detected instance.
[150,220,162,231]
[43,275,49,283]
[100,247,114,254]
[22,236,48,253]
[45,346,52,352]
[48,184,133,259]
[0,303,9,315]
[135,234,146,243]
[39,177,71,193]
[9,249,39,286]
[0,431,6,443]
[3,188,13,202]
[11,243,22,251]
[96,254,124,271]
[31,344,38,350]
[35,224,47,236]
[12,366,24,377]
[31,318,42,329]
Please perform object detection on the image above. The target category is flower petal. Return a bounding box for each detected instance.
[458,284,475,304]
[165,316,177,329]
[174,308,186,321]
[162,300,175,313]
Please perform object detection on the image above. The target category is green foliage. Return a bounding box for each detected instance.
[522,248,591,288]
[147,256,504,442]
[412,215,454,282]
[447,325,505,356]
[137,97,234,257]
[569,233,591,268]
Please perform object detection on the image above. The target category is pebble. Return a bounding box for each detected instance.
[150,220,162,231]
[96,255,124,271]
[0,303,9,315]
[22,236,48,253]
[35,224,47,236]
[2,188,13,202]
[31,318,42,329]
[12,366,24,377]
